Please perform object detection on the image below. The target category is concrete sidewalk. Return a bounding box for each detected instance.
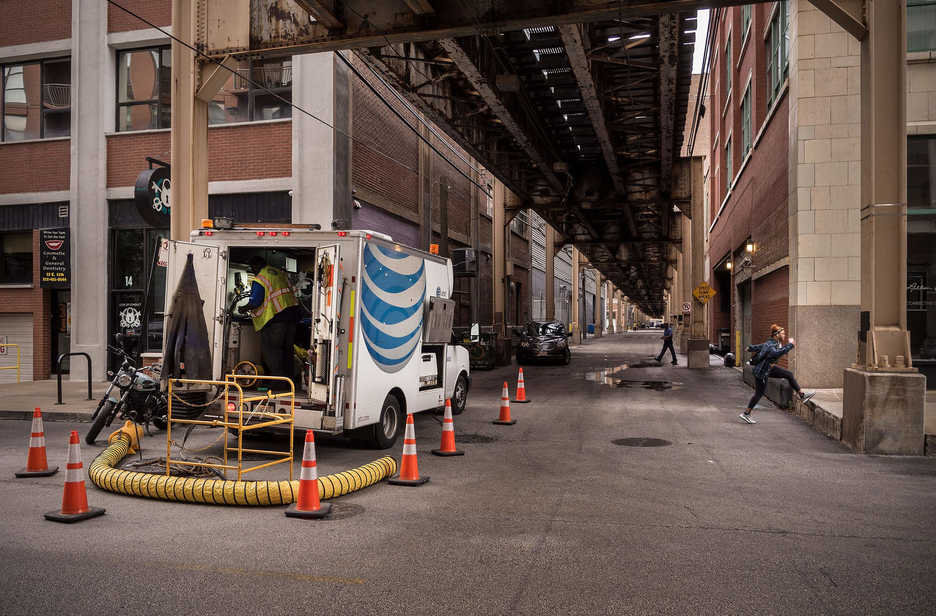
[0,378,108,421]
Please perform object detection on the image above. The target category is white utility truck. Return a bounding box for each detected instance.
[164,222,471,448]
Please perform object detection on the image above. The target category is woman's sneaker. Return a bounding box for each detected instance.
[738,412,757,424]
[799,391,816,403]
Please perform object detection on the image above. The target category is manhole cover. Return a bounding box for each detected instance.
[612,438,672,447]
[325,502,365,520]
[455,433,497,444]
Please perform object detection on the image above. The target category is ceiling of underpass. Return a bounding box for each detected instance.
[205,1,745,314]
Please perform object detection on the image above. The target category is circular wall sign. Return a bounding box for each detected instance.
[134,166,171,227]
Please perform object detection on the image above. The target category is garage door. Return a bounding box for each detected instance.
[0,314,34,383]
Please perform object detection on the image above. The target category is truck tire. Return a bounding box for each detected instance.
[451,374,469,415]
[372,394,403,449]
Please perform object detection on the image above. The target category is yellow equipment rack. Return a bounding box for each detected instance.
[166,375,296,481]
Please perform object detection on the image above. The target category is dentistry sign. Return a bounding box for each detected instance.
[39,228,70,288]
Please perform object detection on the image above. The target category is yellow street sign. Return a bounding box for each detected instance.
[693,281,717,304]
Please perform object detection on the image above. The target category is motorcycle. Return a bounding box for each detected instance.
[85,341,168,445]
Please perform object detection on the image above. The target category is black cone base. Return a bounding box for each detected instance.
[15,466,58,478]
[493,419,517,425]
[44,506,105,524]
[285,501,332,519]
[388,475,430,486]
[431,448,464,456]
[511,399,531,404]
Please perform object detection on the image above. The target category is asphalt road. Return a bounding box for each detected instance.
[1,331,934,615]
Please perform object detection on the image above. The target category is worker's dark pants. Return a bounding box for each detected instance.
[260,318,297,388]
[747,366,800,409]
[656,339,677,364]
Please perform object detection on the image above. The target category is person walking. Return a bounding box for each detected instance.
[655,322,677,365]
[239,255,301,388]
[740,324,814,424]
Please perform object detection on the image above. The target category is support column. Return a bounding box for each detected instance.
[492,179,506,337]
[418,123,432,251]
[593,271,602,338]
[677,213,692,352]
[69,0,110,380]
[470,164,480,324]
[170,0,209,241]
[688,157,710,368]
[545,226,556,321]
[843,0,924,455]
[571,247,581,344]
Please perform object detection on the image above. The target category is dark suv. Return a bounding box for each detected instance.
[516,321,571,365]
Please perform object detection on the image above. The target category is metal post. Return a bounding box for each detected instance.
[545,226,556,321]
[56,352,92,404]
[687,157,709,368]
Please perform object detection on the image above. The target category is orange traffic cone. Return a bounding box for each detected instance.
[431,399,464,457]
[493,382,517,425]
[389,413,429,486]
[512,368,531,403]
[44,431,105,523]
[15,408,58,478]
[286,430,331,519]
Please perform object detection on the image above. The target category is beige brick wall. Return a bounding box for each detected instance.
[788,0,861,308]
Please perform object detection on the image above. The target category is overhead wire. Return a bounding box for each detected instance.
[105,0,491,197]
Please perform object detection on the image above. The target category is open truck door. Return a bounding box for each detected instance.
[165,241,226,377]
[309,243,347,428]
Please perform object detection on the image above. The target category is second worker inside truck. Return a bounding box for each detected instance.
[239,255,301,389]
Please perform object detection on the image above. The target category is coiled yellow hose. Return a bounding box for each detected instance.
[88,431,397,506]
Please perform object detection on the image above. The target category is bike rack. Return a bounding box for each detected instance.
[55,352,93,405]
[166,375,295,481]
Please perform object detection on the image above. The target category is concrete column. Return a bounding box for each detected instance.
[593,271,602,338]
[545,226,556,320]
[470,165,480,324]
[678,213,692,352]
[69,0,110,380]
[492,179,506,337]
[843,0,924,455]
[170,0,209,241]
[292,53,351,228]
[688,157,709,368]
[571,247,581,344]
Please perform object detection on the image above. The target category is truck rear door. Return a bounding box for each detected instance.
[165,241,225,375]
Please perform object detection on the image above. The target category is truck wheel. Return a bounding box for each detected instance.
[451,374,469,415]
[372,394,402,449]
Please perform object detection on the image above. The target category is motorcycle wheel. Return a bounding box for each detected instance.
[152,415,168,430]
[86,400,116,445]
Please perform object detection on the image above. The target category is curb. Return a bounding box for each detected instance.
[0,410,91,422]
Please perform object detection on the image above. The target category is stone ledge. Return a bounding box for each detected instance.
[741,365,793,409]
[741,367,841,440]
[926,435,936,457]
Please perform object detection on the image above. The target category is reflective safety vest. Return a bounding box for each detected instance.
[249,265,298,331]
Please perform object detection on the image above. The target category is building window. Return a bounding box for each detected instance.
[766,1,789,107]
[209,58,292,124]
[724,36,732,102]
[741,84,752,158]
[741,5,752,42]
[908,135,936,361]
[0,232,33,285]
[116,47,171,132]
[725,137,733,189]
[1,58,71,142]
[909,1,936,51]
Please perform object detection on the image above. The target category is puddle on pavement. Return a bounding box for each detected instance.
[584,364,682,391]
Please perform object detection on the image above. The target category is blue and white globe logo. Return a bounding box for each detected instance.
[360,244,425,373]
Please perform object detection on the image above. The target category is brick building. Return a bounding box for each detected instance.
[0,0,546,382]
[701,1,936,388]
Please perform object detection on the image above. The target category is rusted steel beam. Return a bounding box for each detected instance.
[657,13,678,196]
[294,0,344,30]
[439,37,565,194]
[559,23,638,239]
[404,0,436,15]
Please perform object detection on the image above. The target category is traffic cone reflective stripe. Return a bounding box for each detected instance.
[389,413,429,485]
[494,382,516,425]
[512,368,531,403]
[432,399,464,456]
[16,408,58,478]
[286,430,331,518]
[44,431,105,523]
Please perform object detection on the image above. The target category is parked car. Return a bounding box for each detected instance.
[516,321,571,365]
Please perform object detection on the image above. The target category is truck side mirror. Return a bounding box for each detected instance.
[470,323,479,343]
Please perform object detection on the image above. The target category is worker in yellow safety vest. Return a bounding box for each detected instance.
[239,255,301,387]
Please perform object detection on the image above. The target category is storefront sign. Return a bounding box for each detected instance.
[134,165,171,227]
[39,228,70,288]
[157,238,170,268]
